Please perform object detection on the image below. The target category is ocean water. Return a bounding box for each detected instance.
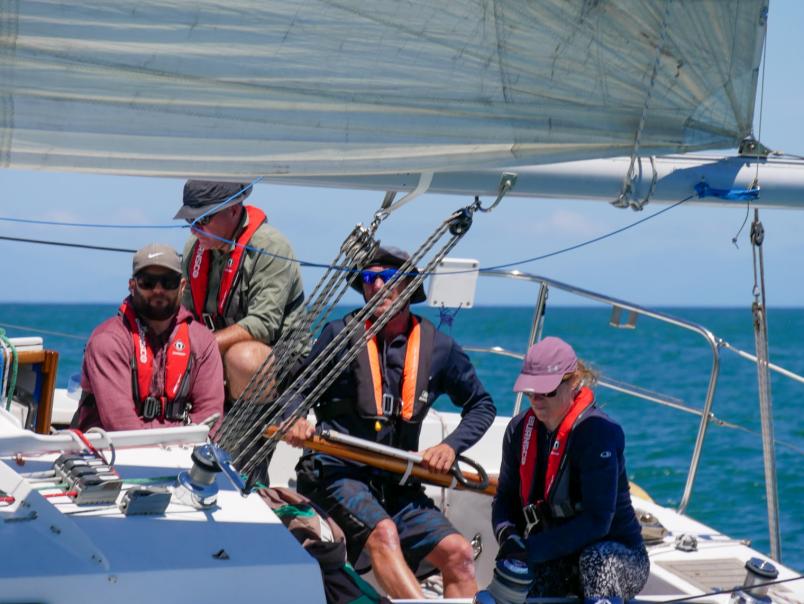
[0,303,801,570]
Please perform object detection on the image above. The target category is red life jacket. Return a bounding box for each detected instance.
[118,300,192,421]
[519,387,595,508]
[188,205,267,325]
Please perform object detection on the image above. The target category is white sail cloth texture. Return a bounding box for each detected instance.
[0,0,766,178]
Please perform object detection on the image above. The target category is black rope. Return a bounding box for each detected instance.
[0,235,135,254]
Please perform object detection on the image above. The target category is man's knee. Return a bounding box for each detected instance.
[365,519,403,553]
[224,341,271,375]
[431,533,475,578]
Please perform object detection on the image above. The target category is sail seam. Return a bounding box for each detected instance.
[0,0,19,168]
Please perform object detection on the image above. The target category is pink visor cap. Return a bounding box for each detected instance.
[513,336,578,394]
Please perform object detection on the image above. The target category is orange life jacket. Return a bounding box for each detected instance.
[188,205,267,326]
[119,300,193,421]
[349,315,436,426]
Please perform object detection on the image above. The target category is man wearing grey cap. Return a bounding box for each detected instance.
[73,244,224,431]
[175,180,306,400]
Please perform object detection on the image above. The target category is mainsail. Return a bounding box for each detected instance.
[0,1,767,178]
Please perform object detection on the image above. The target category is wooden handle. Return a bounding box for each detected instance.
[265,425,497,496]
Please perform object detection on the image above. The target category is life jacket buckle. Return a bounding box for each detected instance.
[381,393,396,417]
[164,399,189,422]
[141,396,161,421]
[522,503,544,537]
[202,313,216,331]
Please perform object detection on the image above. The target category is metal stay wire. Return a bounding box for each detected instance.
[217,222,384,448]
[218,213,440,452]
[231,212,457,467]
[216,228,377,448]
[236,206,473,475]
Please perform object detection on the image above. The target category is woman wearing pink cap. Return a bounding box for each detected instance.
[486,337,648,604]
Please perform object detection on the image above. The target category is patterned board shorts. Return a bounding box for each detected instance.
[529,540,650,600]
[297,467,459,575]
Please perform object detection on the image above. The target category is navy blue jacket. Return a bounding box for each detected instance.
[492,404,643,563]
[293,312,496,468]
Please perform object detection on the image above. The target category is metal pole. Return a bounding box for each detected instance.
[750,209,782,561]
[513,282,548,416]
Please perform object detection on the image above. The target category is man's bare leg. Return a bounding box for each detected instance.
[223,340,271,400]
[425,532,477,597]
[364,519,424,599]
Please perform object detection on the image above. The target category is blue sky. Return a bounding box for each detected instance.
[1,2,803,308]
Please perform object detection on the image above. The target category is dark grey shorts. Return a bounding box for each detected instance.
[297,466,459,575]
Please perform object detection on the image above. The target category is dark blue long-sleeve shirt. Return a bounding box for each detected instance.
[492,405,643,563]
[289,312,496,468]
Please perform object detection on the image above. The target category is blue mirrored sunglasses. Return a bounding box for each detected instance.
[360,268,399,284]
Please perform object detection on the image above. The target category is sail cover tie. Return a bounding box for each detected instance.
[694,182,760,201]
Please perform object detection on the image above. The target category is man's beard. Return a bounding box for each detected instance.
[131,290,180,321]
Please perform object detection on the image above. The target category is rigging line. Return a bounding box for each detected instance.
[478,194,694,273]
[0,216,186,229]
[0,235,136,254]
[658,574,804,603]
[755,8,769,185]
[0,179,263,230]
[731,9,770,248]
[5,191,693,278]
[714,419,804,458]
[0,322,88,341]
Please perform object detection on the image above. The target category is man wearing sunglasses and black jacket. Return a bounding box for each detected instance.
[282,246,496,600]
[73,244,224,432]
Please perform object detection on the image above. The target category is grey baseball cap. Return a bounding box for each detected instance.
[132,243,182,276]
[174,180,253,221]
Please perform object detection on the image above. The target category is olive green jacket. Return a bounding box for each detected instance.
[181,207,306,346]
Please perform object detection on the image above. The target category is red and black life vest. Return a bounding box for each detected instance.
[188,205,267,327]
[119,300,193,421]
[519,387,595,519]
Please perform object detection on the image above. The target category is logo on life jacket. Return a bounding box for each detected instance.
[521,415,535,465]
[174,340,186,353]
[191,245,205,279]
[136,319,148,363]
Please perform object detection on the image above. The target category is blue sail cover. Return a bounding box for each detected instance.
[0,1,767,178]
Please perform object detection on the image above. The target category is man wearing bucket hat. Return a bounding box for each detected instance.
[487,336,648,604]
[284,245,496,599]
[175,180,306,400]
[74,244,224,431]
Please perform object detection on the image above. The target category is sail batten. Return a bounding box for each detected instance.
[1,0,768,177]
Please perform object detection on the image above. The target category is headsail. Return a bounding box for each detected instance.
[0,1,767,178]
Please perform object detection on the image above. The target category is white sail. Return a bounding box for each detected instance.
[0,0,766,178]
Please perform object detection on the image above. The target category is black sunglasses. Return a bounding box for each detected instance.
[187,214,214,227]
[527,374,572,399]
[136,272,182,291]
